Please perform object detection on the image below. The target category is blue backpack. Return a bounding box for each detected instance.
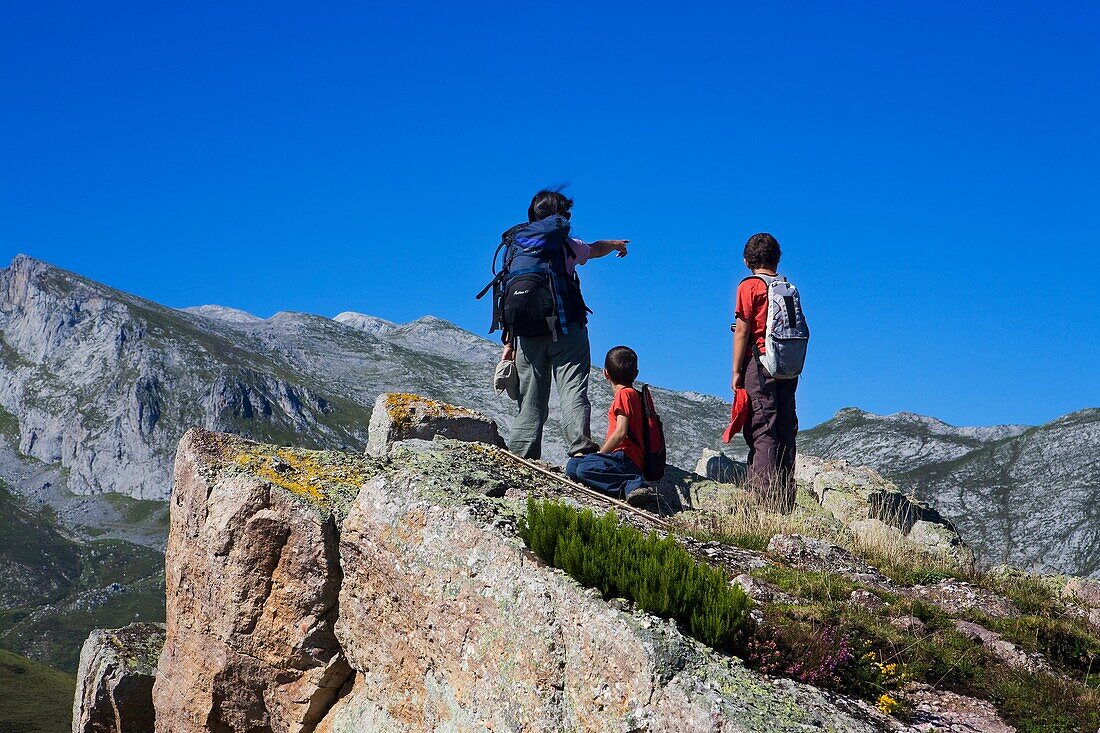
[476,215,589,341]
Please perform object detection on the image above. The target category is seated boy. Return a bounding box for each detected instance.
[732,232,798,514]
[566,346,656,507]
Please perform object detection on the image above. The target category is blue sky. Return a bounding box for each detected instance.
[2,1,1097,429]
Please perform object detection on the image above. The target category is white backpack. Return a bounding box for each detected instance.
[744,273,809,379]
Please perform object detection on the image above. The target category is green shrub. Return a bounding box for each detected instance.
[518,499,750,649]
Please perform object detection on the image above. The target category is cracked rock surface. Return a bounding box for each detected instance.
[144,428,888,732]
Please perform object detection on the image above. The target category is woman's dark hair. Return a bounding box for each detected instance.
[743,232,782,270]
[528,189,574,222]
[604,346,639,386]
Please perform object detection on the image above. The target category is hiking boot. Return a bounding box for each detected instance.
[624,484,659,511]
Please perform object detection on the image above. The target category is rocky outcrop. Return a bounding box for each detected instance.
[801,406,1100,578]
[331,469,880,732]
[364,392,505,457]
[952,620,1051,673]
[895,684,1014,733]
[689,451,972,568]
[152,430,361,733]
[72,622,164,733]
[796,456,972,567]
[137,427,891,732]
[694,448,745,483]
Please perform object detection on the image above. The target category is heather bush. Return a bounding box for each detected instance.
[518,499,750,649]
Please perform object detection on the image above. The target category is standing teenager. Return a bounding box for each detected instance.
[497,189,630,460]
[731,232,808,514]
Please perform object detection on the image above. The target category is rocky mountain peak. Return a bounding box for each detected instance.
[331,311,396,336]
[180,304,262,323]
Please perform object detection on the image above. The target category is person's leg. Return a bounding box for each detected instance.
[550,323,598,456]
[774,377,799,514]
[565,455,584,480]
[509,335,553,459]
[570,452,645,498]
[743,357,780,504]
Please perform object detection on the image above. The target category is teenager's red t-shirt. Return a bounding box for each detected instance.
[606,387,645,471]
[735,277,768,355]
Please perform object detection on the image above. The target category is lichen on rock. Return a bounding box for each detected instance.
[73,622,164,733]
[140,426,890,732]
[365,392,506,457]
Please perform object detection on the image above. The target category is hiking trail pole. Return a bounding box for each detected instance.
[491,447,673,532]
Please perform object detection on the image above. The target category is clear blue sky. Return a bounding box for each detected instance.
[2,1,1097,429]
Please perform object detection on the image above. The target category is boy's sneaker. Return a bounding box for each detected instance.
[624,484,659,511]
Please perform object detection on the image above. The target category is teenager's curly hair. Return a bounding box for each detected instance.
[743,233,782,270]
[604,346,639,386]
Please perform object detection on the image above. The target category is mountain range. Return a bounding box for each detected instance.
[0,253,1097,682]
[801,407,1100,577]
[0,254,730,543]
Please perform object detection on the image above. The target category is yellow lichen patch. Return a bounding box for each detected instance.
[233,446,373,509]
[384,393,471,432]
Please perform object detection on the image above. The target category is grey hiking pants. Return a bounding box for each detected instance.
[509,323,598,460]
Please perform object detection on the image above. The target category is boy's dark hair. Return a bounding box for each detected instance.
[743,232,782,270]
[528,188,574,222]
[604,346,639,386]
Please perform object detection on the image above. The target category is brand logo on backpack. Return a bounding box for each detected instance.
[744,273,810,379]
[475,215,590,343]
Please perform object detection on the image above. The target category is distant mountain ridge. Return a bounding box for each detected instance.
[802,407,1100,577]
[1,254,1096,579]
[0,254,729,512]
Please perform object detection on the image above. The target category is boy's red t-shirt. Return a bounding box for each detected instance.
[606,387,645,471]
[735,277,769,355]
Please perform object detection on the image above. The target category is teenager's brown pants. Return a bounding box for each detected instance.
[743,356,798,514]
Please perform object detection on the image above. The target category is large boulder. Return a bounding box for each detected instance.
[1061,576,1100,608]
[144,430,886,732]
[694,448,745,483]
[151,429,368,733]
[72,623,164,733]
[328,466,880,732]
[365,393,506,457]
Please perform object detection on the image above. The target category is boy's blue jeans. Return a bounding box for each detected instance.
[566,451,645,498]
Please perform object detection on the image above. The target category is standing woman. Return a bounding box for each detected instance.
[498,189,630,460]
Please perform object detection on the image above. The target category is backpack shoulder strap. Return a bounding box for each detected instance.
[634,384,651,454]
